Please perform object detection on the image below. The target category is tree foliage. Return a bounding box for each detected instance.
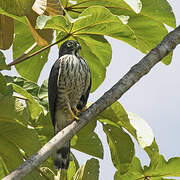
[0,0,179,179]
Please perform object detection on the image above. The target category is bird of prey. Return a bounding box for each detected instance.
[48,40,91,169]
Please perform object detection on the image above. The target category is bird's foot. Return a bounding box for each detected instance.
[81,106,87,112]
[67,103,79,121]
[68,108,79,121]
[73,107,80,116]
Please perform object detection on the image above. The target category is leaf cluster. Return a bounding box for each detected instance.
[0,0,179,179]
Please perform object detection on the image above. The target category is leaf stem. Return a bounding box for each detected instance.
[7,35,70,67]
[9,42,37,66]
[13,95,28,101]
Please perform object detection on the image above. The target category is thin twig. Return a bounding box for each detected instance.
[13,95,28,101]
[10,42,37,65]
[7,35,70,67]
[67,9,82,14]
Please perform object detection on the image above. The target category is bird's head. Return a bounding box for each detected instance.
[59,40,81,57]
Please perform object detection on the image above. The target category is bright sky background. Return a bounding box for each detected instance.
[2,0,180,179]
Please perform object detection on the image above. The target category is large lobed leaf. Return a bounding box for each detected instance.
[73,0,176,27]
[114,157,144,180]
[6,76,48,119]
[101,119,135,174]
[42,6,135,91]
[66,1,175,64]
[0,0,34,16]
[13,21,50,83]
[0,95,42,179]
[98,101,160,169]
[145,156,180,178]
[72,119,104,159]
[73,158,99,180]
[0,14,14,50]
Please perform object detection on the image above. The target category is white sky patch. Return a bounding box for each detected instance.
[124,0,142,13]
[118,15,129,24]
[128,112,154,148]
[69,0,77,5]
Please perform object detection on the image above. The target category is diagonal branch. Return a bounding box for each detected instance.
[7,35,70,67]
[3,25,180,180]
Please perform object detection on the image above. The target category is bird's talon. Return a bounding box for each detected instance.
[81,106,87,112]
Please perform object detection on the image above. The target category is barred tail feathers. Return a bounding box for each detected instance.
[54,141,70,169]
[54,109,72,169]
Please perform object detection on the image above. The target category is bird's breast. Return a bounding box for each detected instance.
[56,54,89,109]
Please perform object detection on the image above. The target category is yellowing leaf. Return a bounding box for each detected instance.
[128,112,154,148]
[46,0,63,16]
[0,14,14,50]
[32,0,47,15]
[0,0,34,16]
[26,11,53,46]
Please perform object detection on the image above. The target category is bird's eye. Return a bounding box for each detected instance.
[66,42,71,47]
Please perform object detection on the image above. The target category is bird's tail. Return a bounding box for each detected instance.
[54,141,70,170]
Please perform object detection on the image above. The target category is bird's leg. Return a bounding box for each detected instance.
[67,103,79,121]
[73,107,80,116]
[81,106,87,112]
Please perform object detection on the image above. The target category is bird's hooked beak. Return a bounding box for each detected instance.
[76,43,81,51]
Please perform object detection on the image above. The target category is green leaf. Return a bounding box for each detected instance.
[72,120,104,159]
[0,136,23,173]
[44,15,71,33]
[13,22,50,82]
[128,112,154,148]
[37,15,56,29]
[15,99,30,126]
[10,83,43,119]
[0,158,6,178]
[67,153,80,180]
[75,35,112,92]
[0,120,41,157]
[0,0,34,16]
[0,7,27,23]
[0,73,7,95]
[0,95,41,176]
[98,101,160,167]
[141,0,176,28]
[73,6,136,47]
[6,76,48,118]
[145,156,180,178]
[73,158,99,180]
[67,2,174,64]
[0,14,14,50]
[72,0,176,28]
[34,113,54,145]
[101,120,134,173]
[0,51,10,70]
[6,76,40,96]
[126,13,172,64]
[114,157,144,180]
[38,79,48,99]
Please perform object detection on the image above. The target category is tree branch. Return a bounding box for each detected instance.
[3,25,180,180]
[7,35,70,67]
